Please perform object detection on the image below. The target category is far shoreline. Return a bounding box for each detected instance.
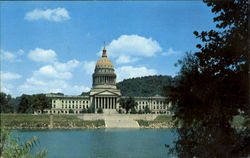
[1,113,175,129]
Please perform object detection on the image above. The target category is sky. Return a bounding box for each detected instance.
[0,1,217,97]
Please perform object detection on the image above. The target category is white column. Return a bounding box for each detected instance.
[95,98,97,110]
[97,97,100,109]
[108,98,111,109]
[100,97,102,109]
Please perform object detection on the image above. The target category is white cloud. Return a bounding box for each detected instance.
[83,61,96,75]
[1,72,22,81]
[99,35,162,64]
[17,49,25,55]
[116,56,138,64]
[1,50,19,62]
[1,83,14,94]
[28,48,57,63]
[34,65,72,79]
[1,72,21,95]
[25,8,70,22]
[1,49,25,62]
[18,78,90,95]
[116,66,157,82]
[16,57,88,95]
[161,48,181,56]
[54,59,80,72]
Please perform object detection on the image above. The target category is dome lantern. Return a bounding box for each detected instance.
[102,48,107,57]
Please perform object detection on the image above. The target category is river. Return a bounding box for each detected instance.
[14,129,177,158]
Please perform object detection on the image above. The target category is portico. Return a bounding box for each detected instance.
[94,96,118,109]
[89,48,121,113]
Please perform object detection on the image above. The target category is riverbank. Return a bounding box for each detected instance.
[137,115,175,128]
[1,114,105,129]
[1,114,173,129]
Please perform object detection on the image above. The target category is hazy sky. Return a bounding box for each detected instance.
[1,1,216,97]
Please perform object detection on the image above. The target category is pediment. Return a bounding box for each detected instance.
[90,88,121,97]
[95,90,120,96]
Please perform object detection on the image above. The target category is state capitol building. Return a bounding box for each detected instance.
[44,48,172,115]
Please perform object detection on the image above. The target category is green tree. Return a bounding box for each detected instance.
[18,94,51,113]
[69,109,74,114]
[119,97,138,114]
[144,105,151,114]
[80,108,87,114]
[166,0,249,157]
[32,94,51,112]
[0,130,47,158]
[18,95,31,113]
[138,110,143,114]
[0,92,13,113]
[97,107,103,113]
[130,107,137,114]
[87,108,92,113]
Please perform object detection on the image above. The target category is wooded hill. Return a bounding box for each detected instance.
[117,75,175,97]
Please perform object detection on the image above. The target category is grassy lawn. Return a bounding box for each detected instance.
[1,114,105,129]
[137,114,246,129]
[137,115,174,128]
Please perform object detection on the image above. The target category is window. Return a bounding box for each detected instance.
[53,100,56,103]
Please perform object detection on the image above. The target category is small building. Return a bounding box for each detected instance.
[44,48,172,115]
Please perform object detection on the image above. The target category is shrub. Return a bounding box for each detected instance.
[87,108,92,113]
[80,108,87,114]
[138,110,144,114]
[118,109,123,114]
[144,105,151,114]
[97,107,103,113]
[69,109,74,114]
[130,107,137,114]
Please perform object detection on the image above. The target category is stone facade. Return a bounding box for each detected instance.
[44,48,172,115]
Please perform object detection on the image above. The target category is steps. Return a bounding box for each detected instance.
[104,116,139,128]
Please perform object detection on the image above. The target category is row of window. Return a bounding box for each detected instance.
[46,110,81,114]
[136,101,166,105]
[53,105,88,109]
[136,105,167,110]
[53,100,89,104]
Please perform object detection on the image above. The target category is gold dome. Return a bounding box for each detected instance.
[95,48,114,69]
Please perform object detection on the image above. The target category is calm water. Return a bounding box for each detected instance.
[14,129,177,158]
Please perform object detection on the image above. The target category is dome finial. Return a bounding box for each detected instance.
[102,41,107,57]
